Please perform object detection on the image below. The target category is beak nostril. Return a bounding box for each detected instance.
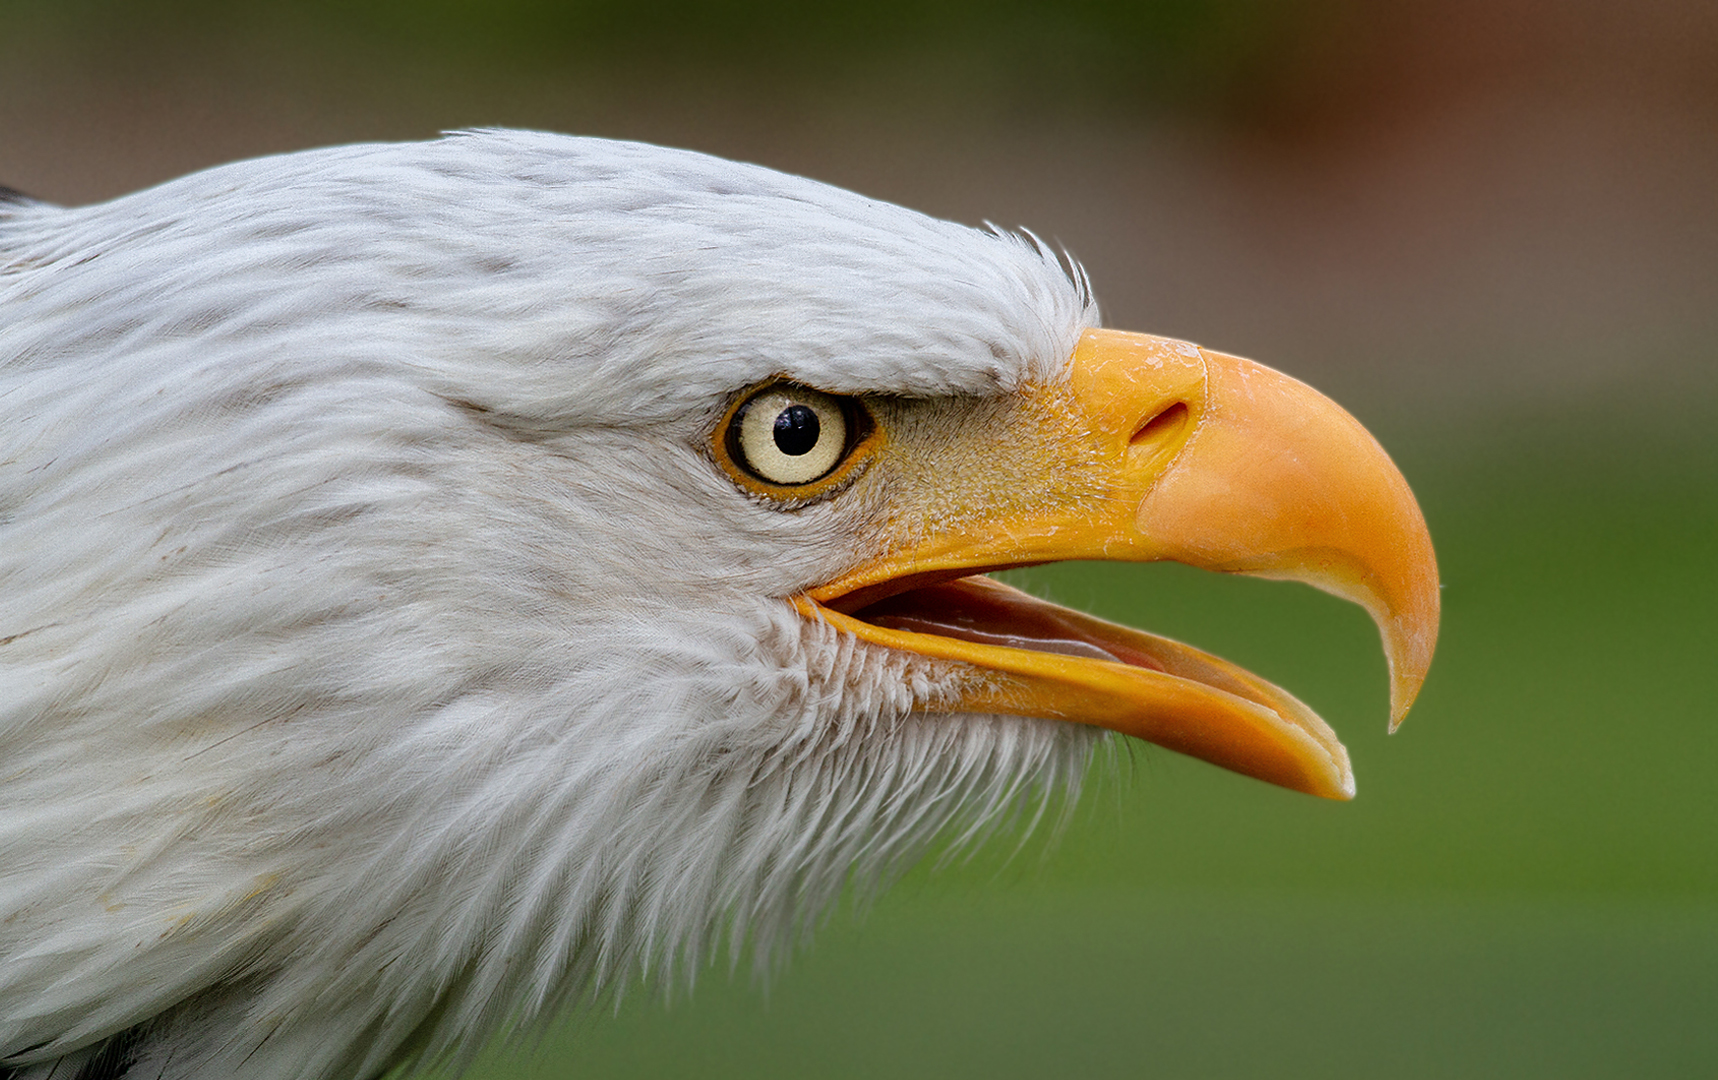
[1131,401,1189,447]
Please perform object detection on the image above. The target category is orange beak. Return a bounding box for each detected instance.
[797,329,1440,800]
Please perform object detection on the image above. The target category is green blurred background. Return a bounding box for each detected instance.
[4,2,1715,1076]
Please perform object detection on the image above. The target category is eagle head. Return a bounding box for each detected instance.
[0,130,1437,1079]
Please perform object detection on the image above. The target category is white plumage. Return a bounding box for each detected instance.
[0,132,1102,1079]
[1,128,1443,1080]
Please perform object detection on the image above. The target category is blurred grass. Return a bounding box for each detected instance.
[444,392,1718,1078]
[479,895,1716,1079]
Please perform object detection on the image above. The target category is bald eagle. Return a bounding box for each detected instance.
[0,131,1437,1080]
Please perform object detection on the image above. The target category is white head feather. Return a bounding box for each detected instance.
[0,131,1101,1078]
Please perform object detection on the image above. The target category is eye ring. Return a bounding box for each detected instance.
[714,382,877,500]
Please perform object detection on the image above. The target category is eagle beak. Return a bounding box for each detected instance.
[801,329,1440,800]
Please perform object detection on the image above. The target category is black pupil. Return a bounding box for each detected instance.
[773,404,821,456]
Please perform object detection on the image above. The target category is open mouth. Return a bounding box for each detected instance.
[801,573,1353,800]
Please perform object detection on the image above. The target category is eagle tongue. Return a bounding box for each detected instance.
[853,576,1168,671]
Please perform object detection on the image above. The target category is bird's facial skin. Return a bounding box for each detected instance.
[746,329,1440,800]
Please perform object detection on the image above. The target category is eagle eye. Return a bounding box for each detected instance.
[719,383,874,496]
